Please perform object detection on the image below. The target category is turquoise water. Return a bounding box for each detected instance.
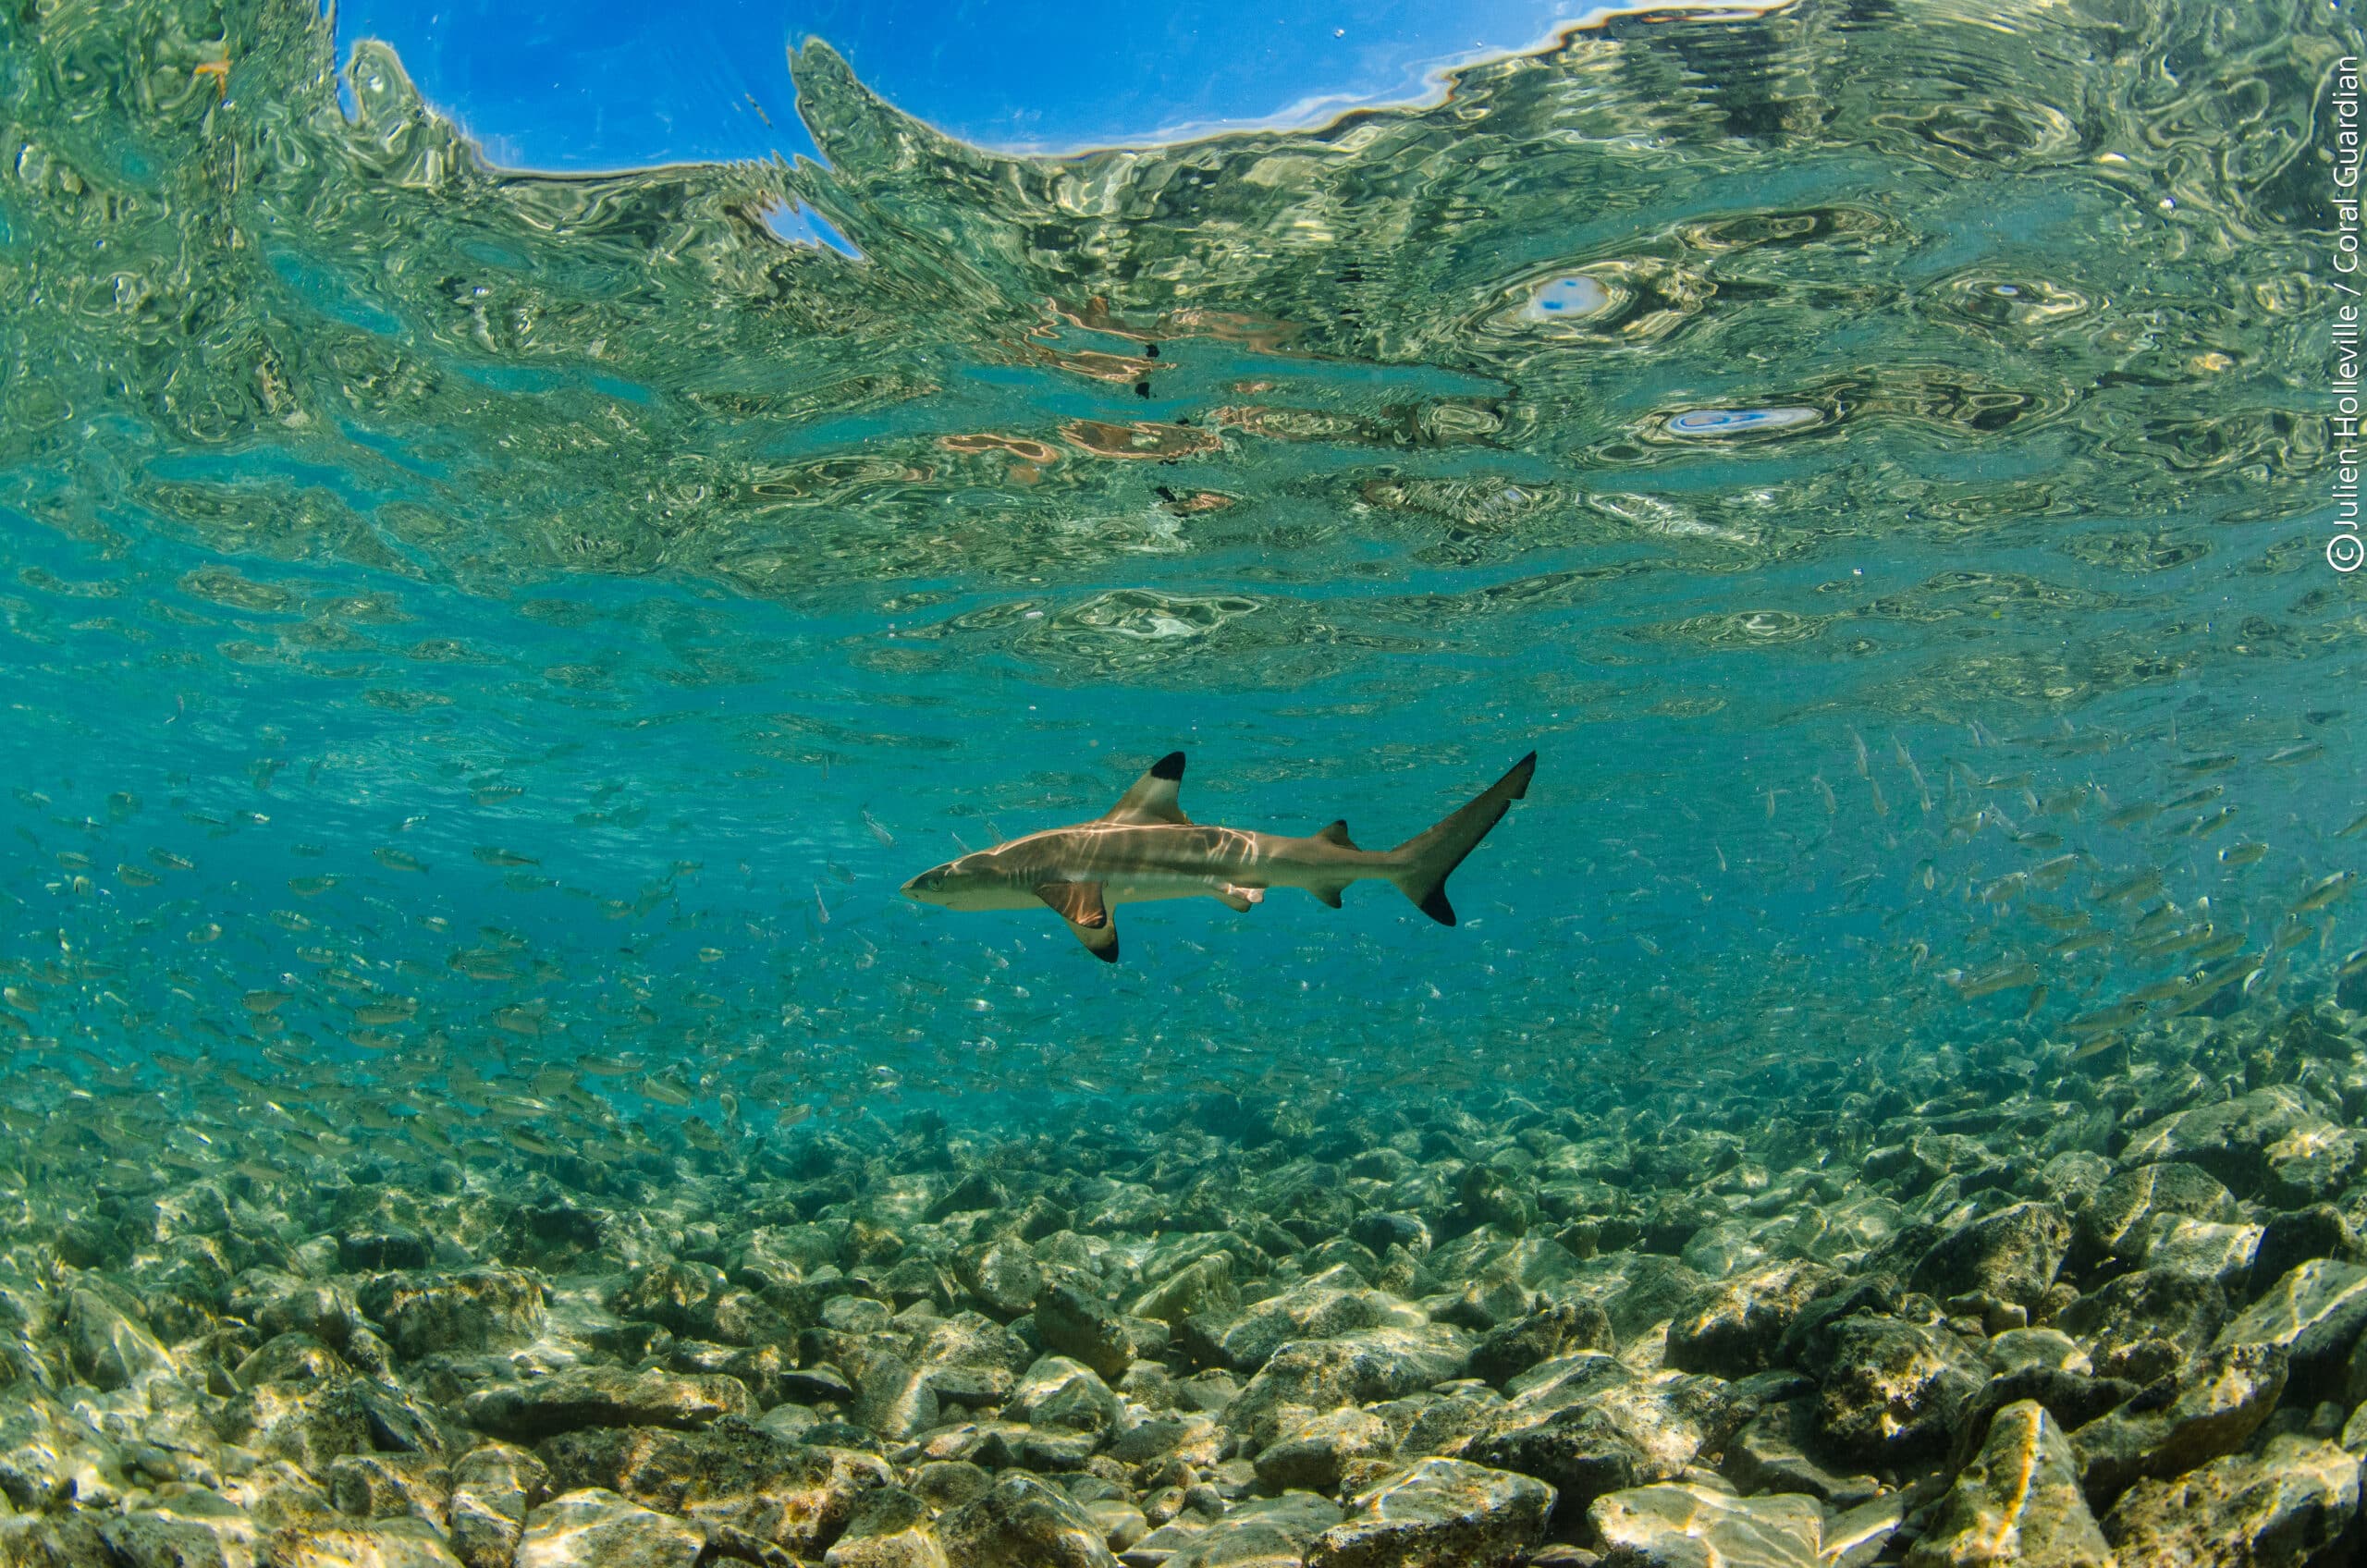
[7,3,2367,1564]
[1,0,2361,1133]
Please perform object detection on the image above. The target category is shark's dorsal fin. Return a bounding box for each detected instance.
[1036,882,1118,962]
[1100,752,1190,826]
[1313,819,1357,848]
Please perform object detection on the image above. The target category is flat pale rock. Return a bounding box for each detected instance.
[63,1286,178,1391]
[1820,1489,1919,1568]
[1679,1218,1769,1279]
[825,1485,951,1568]
[1903,1400,2109,1568]
[2073,1341,2288,1508]
[1812,1317,1982,1466]
[100,1489,264,1568]
[265,1516,466,1568]
[1131,1255,1239,1327]
[2105,1434,2361,1568]
[1782,1192,1907,1271]
[2266,1125,2367,1207]
[2117,1087,2333,1197]
[2071,1164,2238,1268]
[1910,1204,2070,1312]
[0,1389,127,1512]
[2140,1218,2261,1285]
[955,1237,1044,1321]
[1228,1324,1472,1451]
[1254,1407,1395,1494]
[1588,1482,1822,1568]
[1194,1267,1402,1373]
[914,1314,1028,1407]
[1010,1354,1122,1433]
[938,1475,1119,1568]
[449,1441,550,1568]
[2050,1268,2227,1384]
[825,1521,950,1568]
[1036,1282,1157,1384]
[462,1366,751,1440]
[1151,1490,1343,1568]
[847,1348,938,1441]
[2214,1258,2367,1377]
[359,1268,548,1359]
[1470,1300,1615,1389]
[1717,1398,1880,1507]
[325,1452,453,1531]
[1084,1499,1147,1552]
[222,1461,340,1532]
[1306,1457,1554,1568]
[1983,1329,2090,1377]
[515,1488,705,1568]
[1473,1361,1744,1518]
[536,1424,889,1557]
[1665,1261,1837,1379]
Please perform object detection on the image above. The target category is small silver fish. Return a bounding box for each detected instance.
[1954,962,2039,998]
[2289,871,2357,916]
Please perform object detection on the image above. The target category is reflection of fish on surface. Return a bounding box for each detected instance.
[902,751,1538,962]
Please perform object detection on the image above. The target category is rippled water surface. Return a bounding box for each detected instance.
[2,0,2362,1133]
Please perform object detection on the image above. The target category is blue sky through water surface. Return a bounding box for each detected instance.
[330,0,1631,171]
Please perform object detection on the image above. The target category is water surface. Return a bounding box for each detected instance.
[0,0,2359,1140]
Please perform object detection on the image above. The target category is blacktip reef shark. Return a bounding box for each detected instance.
[901,751,1537,962]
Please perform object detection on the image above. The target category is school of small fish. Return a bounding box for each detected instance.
[0,705,2355,1185]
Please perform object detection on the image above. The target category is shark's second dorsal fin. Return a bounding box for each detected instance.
[1100,752,1190,826]
[1313,819,1357,848]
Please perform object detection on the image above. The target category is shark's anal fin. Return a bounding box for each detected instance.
[1307,883,1346,909]
[1100,752,1191,826]
[1313,819,1358,848]
[1036,882,1120,962]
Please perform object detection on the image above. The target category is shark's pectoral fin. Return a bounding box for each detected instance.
[1213,884,1266,913]
[1035,882,1108,927]
[1065,918,1119,962]
[1036,882,1121,962]
[1307,882,1347,909]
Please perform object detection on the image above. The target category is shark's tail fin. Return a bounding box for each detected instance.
[1389,753,1537,925]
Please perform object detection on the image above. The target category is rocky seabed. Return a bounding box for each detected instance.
[8,1003,2367,1566]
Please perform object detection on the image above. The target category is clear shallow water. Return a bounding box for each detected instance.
[0,0,2361,1151]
